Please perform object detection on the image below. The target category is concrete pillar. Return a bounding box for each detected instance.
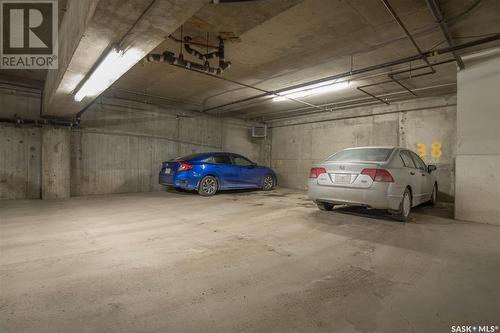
[42,127,71,199]
[455,49,500,224]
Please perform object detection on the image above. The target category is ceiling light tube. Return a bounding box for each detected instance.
[74,47,143,102]
[272,80,351,102]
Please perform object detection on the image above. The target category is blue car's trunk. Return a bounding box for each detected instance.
[160,161,180,185]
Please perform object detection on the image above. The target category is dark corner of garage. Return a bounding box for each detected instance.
[1,0,499,332]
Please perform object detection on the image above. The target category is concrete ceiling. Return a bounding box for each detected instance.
[42,0,208,118]
[111,0,500,119]
[1,0,498,120]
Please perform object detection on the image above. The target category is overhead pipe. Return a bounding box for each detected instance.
[268,101,457,128]
[426,0,465,69]
[252,75,455,120]
[202,34,500,113]
[0,117,76,127]
[356,86,390,105]
[271,0,438,109]
[0,83,42,95]
[109,87,203,108]
[168,35,219,51]
[145,51,326,112]
[200,0,480,111]
[381,0,435,73]
[259,83,456,122]
[0,84,76,126]
[354,58,455,103]
[248,80,455,121]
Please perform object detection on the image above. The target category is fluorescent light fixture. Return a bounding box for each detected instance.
[74,47,143,102]
[272,80,351,102]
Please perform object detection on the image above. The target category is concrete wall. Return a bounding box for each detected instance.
[70,99,269,196]
[0,89,41,199]
[0,91,269,198]
[0,124,41,199]
[269,95,457,200]
[42,127,71,199]
[456,52,500,224]
[1,88,459,201]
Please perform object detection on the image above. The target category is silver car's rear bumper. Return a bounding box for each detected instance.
[308,180,402,211]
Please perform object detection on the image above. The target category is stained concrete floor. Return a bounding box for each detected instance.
[1,188,499,333]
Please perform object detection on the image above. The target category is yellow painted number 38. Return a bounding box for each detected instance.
[417,141,442,158]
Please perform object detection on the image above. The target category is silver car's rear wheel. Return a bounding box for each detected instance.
[395,189,411,222]
[198,176,218,196]
[316,201,334,211]
[429,184,437,205]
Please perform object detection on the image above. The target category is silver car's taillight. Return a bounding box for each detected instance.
[361,168,394,182]
[309,167,327,178]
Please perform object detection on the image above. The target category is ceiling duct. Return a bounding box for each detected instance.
[183,36,231,72]
[146,35,231,75]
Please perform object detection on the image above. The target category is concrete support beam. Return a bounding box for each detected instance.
[42,127,71,199]
[455,49,500,224]
[43,0,206,118]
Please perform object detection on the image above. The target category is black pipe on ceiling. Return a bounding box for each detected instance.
[247,79,456,121]
[202,34,500,113]
[250,79,455,121]
[145,52,326,112]
[381,0,435,73]
[244,80,455,121]
[0,117,76,127]
[168,35,219,51]
[426,0,466,69]
[354,57,454,104]
[268,102,457,129]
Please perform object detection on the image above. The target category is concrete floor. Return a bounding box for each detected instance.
[1,189,499,333]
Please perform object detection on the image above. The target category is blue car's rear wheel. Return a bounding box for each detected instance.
[198,176,218,196]
[262,175,274,191]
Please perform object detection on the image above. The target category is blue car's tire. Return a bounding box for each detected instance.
[262,175,274,191]
[198,176,218,196]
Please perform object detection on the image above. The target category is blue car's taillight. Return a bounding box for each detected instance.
[177,161,193,172]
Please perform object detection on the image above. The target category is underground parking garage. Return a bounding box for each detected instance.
[1,0,499,332]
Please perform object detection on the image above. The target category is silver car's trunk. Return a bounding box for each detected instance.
[319,161,382,188]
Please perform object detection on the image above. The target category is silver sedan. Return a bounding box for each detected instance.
[307,146,438,221]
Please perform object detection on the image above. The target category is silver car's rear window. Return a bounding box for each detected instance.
[327,148,393,162]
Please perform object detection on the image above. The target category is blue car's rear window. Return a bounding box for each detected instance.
[175,153,209,161]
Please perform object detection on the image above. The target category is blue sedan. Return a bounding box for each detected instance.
[159,152,276,196]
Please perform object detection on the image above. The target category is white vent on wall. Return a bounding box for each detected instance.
[252,124,267,138]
